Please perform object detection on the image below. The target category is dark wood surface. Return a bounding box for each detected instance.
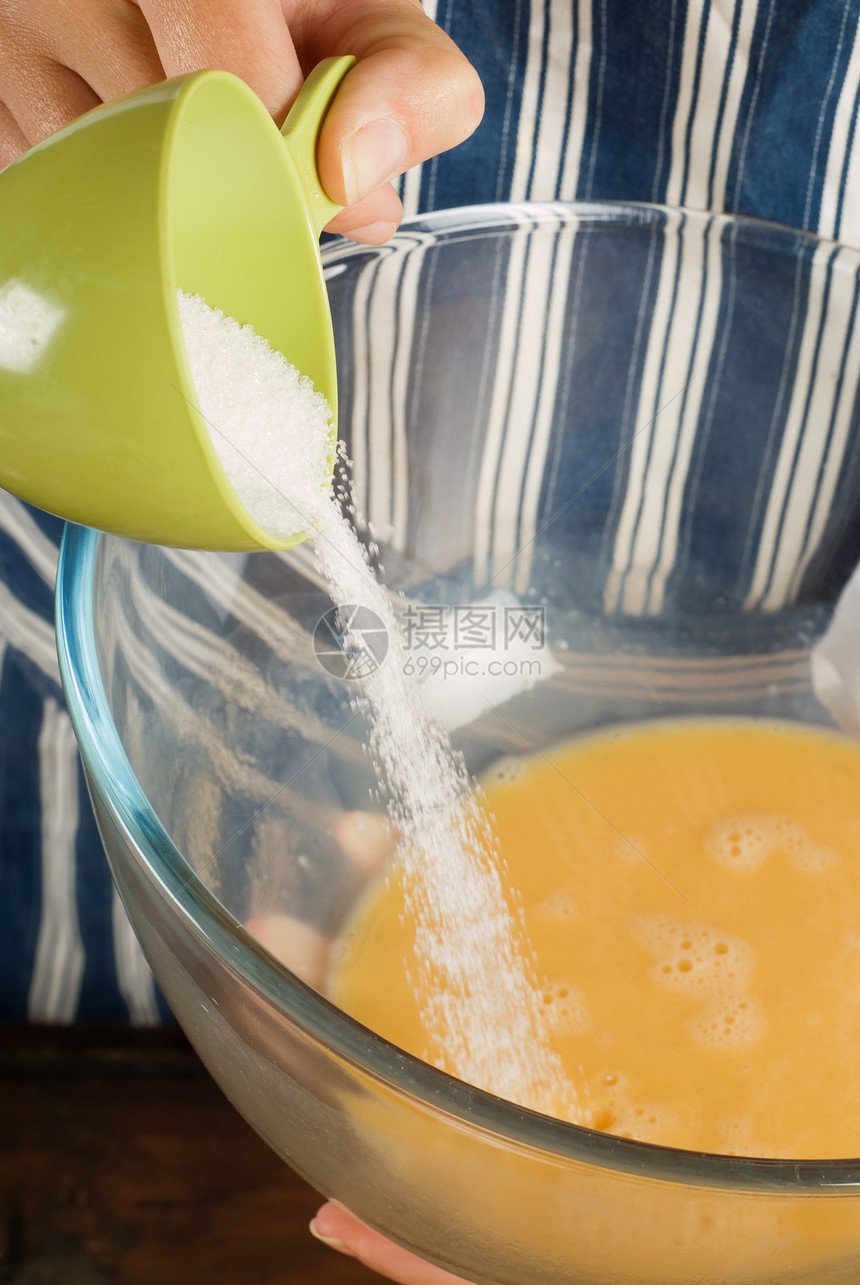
[0,1024,380,1284]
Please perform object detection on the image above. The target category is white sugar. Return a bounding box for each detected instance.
[312,492,579,1113]
[179,292,580,1117]
[177,290,333,540]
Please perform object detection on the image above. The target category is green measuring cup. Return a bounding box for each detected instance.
[0,55,354,551]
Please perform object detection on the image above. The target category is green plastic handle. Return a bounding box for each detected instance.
[281,55,357,237]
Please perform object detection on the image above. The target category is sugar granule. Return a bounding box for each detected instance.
[177,290,333,540]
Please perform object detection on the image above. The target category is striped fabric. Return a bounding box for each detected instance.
[4,0,860,1021]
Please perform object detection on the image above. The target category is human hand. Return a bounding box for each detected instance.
[310,1200,475,1284]
[0,0,483,242]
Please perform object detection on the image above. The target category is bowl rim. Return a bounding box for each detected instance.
[56,200,860,1196]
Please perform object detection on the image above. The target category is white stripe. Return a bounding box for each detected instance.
[641,218,725,616]
[490,222,567,586]
[124,564,340,749]
[742,241,834,610]
[820,17,860,243]
[508,0,547,202]
[111,602,340,804]
[0,493,58,588]
[28,699,84,1022]
[165,547,317,656]
[473,209,534,584]
[747,247,860,613]
[389,237,430,549]
[515,213,582,594]
[669,0,757,210]
[665,0,707,207]
[0,578,60,681]
[604,208,685,613]
[343,253,375,513]
[362,248,403,534]
[354,236,431,541]
[112,888,160,1025]
[708,0,760,208]
[511,0,583,201]
[561,0,594,198]
[472,207,583,592]
[528,0,580,199]
[605,216,727,616]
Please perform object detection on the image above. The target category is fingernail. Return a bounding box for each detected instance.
[309,1217,356,1257]
[341,119,408,206]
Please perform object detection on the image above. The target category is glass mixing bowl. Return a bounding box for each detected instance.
[57,204,860,1284]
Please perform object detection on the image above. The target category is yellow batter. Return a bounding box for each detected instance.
[330,719,860,1158]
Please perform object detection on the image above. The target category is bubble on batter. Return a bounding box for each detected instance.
[718,1116,761,1156]
[707,812,839,875]
[609,1100,681,1146]
[631,916,756,994]
[768,816,838,872]
[590,1076,681,1145]
[767,815,805,851]
[689,994,766,1050]
[533,886,579,924]
[788,839,839,872]
[719,1115,791,1158]
[705,813,780,872]
[540,979,591,1035]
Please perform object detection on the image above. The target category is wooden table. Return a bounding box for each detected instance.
[0,1024,380,1284]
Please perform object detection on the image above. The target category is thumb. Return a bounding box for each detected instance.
[313,5,484,211]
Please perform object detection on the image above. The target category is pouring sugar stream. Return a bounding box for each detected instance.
[0,56,353,551]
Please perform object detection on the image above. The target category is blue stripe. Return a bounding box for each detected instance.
[540,215,666,613]
[726,0,857,230]
[73,766,129,1022]
[422,0,532,209]
[0,651,46,1018]
[803,0,858,232]
[0,524,56,621]
[578,0,689,202]
[798,399,860,599]
[675,229,816,612]
[580,0,608,200]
